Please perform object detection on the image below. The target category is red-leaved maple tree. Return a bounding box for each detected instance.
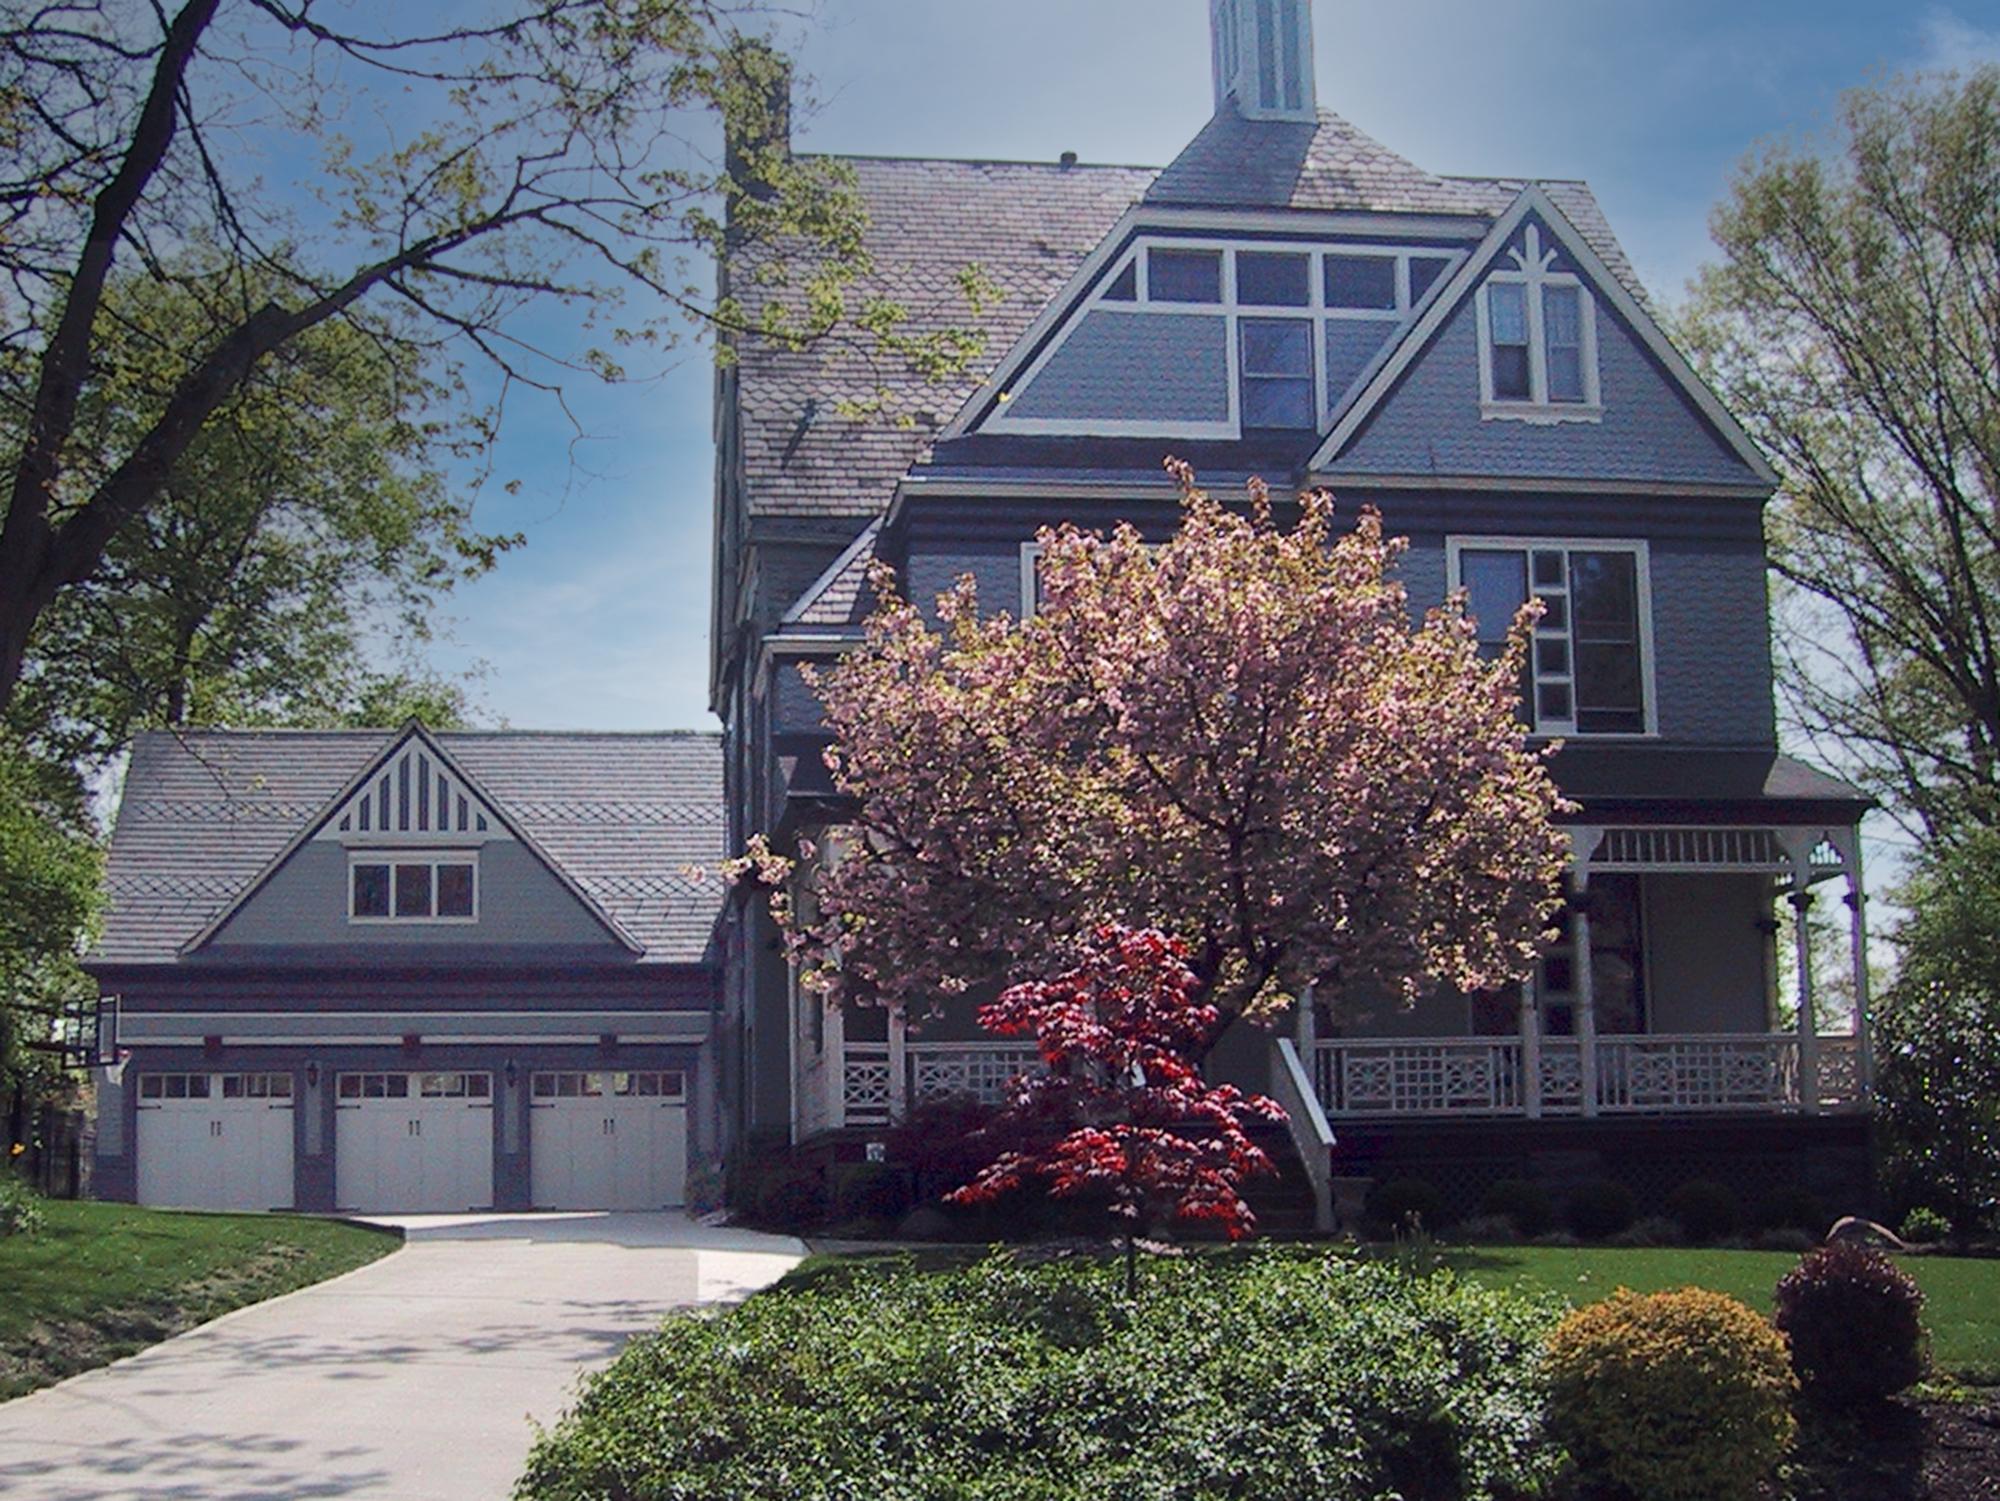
[737,462,1570,1050]
[947,925,1283,1294]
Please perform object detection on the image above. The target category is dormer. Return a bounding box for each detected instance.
[1210,0,1317,124]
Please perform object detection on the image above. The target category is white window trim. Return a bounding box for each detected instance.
[987,236,1467,439]
[347,851,481,926]
[1445,535,1657,739]
[1474,224,1603,424]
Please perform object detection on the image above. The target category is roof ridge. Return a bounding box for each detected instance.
[799,150,1160,172]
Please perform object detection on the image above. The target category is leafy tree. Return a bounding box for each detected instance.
[1681,68,2000,837]
[0,749,98,1111]
[0,2,966,712]
[10,268,505,763]
[947,926,1284,1295]
[1874,826,2000,1233]
[740,465,1570,1047]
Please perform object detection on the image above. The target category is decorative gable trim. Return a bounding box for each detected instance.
[178,723,643,956]
[1307,184,1779,485]
[316,737,504,842]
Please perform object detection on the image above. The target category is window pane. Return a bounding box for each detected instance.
[1460,549,1527,652]
[1487,282,1528,343]
[140,1075,163,1099]
[339,1075,360,1098]
[1101,261,1137,302]
[1242,378,1314,427]
[222,1075,244,1099]
[1148,248,1222,303]
[269,1074,293,1098]
[1538,681,1574,721]
[1408,256,1451,302]
[467,1074,490,1098]
[1544,286,1586,402]
[352,863,390,917]
[1491,346,1530,401]
[1325,255,1397,310]
[1237,251,1310,307]
[385,1075,409,1098]
[1532,550,1565,588]
[1576,644,1642,715]
[394,863,433,918]
[1535,637,1570,677]
[437,864,475,918]
[187,1075,211,1098]
[1240,318,1312,375]
[1571,551,1637,635]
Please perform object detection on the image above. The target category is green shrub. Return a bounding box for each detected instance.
[1454,1213,1520,1245]
[1545,1287,1796,1501]
[1665,1179,1740,1242]
[753,1168,827,1232]
[1774,1242,1929,1405]
[0,1177,43,1237]
[1478,1178,1554,1237]
[1752,1184,1827,1235]
[518,1252,1567,1501]
[1900,1206,1950,1245]
[1607,1215,1680,1248]
[1365,1175,1447,1235]
[831,1162,909,1224]
[1563,1178,1635,1240]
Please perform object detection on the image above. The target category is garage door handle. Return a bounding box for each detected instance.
[408,1119,423,1137]
[210,1120,222,1137]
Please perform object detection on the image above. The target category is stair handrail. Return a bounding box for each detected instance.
[1270,1035,1336,1233]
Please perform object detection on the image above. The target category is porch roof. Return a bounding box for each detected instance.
[1548,747,1872,826]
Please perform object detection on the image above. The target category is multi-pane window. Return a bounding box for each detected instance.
[1239,319,1315,428]
[1453,540,1650,736]
[350,855,478,922]
[1476,224,1599,416]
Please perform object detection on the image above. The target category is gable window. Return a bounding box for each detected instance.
[1239,319,1315,427]
[1149,248,1222,303]
[1450,538,1652,736]
[1475,224,1600,420]
[350,855,478,922]
[1325,254,1397,311]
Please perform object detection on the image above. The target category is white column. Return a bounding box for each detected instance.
[827,999,847,1130]
[1840,836,1875,1101]
[1574,891,1599,1118]
[1519,982,1543,1119]
[887,1004,909,1123]
[1295,983,1317,1053]
[1791,883,1820,1115]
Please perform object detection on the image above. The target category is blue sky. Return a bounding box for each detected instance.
[426,0,2000,734]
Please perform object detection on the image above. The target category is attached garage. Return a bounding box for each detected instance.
[136,1071,295,1210]
[530,1070,686,1210]
[334,1071,494,1212]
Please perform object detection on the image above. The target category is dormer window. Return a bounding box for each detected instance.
[351,854,478,923]
[1476,224,1600,421]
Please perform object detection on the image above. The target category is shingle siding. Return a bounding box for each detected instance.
[1006,311,1230,423]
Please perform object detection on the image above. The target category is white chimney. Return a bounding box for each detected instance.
[1210,0,1318,124]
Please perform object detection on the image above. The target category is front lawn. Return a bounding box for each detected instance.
[0,1198,398,1399]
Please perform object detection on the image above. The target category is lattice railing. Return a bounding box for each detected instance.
[1815,1035,1864,1109]
[840,1043,893,1127]
[1596,1035,1798,1112]
[1312,1040,1526,1116]
[908,1042,1041,1108]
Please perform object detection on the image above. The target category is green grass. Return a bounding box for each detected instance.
[782,1240,2000,1381]
[0,1198,398,1399]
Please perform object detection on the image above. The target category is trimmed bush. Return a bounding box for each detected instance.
[1563,1178,1636,1240]
[1478,1178,1554,1237]
[1607,1215,1680,1248]
[518,1252,1567,1501]
[831,1162,910,1224]
[1774,1242,1929,1405]
[1365,1176,1447,1235]
[1545,1287,1796,1501]
[1752,1184,1826,1236]
[1665,1179,1740,1243]
[753,1169,827,1232]
[1900,1206,1950,1245]
[0,1177,43,1237]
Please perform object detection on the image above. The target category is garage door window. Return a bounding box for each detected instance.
[419,1072,490,1098]
[340,1073,409,1099]
[141,1073,212,1100]
[532,1070,684,1100]
[220,1073,293,1099]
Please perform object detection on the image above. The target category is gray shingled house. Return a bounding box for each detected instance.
[95,0,1877,1221]
[713,0,1878,1227]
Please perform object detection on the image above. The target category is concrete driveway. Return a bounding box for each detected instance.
[0,1212,803,1501]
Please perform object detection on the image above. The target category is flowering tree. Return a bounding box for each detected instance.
[948,926,1283,1293]
[739,462,1570,1046]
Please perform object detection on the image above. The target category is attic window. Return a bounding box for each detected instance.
[1476,224,1601,421]
[351,855,478,923]
[1325,255,1397,310]
[1148,249,1222,303]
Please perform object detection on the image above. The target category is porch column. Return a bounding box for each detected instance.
[1790,883,1821,1115]
[1296,983,1318,1054]
[826,997,847,1129]
[887,1004,909,1122]
[1573,892,1599,1118]
[1838,833,1875,1100]
[1518,982,1542,1119]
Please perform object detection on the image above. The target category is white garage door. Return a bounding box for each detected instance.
[530,1070,686,1211]
[136,1071,295,1211]
[335,1071,494,1213]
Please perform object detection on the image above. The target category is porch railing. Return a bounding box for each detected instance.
[838,1040,1040,1129]
[1311,1034,1866,1118]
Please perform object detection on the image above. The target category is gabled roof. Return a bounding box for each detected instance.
[729,156,1156,521]
[94,729,726,966]
[1307,184,1777,484]
[779,517,881,630]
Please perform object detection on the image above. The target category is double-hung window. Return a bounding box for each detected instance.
[1476,224,1600,419]
[1451,538,1651,736]
[350,854,478,922]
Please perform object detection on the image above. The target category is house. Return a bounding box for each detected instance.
[713,0,1877,1225]
[88,728,725,1213]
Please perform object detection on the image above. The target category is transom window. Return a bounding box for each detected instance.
[1451,538,1652,736]
[350,855,477,922]
[1476,224,1600,419]
[139,1072,294,1100]
[531,1071,685,1099]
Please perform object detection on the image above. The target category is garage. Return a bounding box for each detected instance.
[136,1071,295,1210]
[530,1070,686,1210]
[334,1071,494,1212]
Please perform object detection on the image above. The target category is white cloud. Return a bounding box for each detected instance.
[1914,9,2000,74]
